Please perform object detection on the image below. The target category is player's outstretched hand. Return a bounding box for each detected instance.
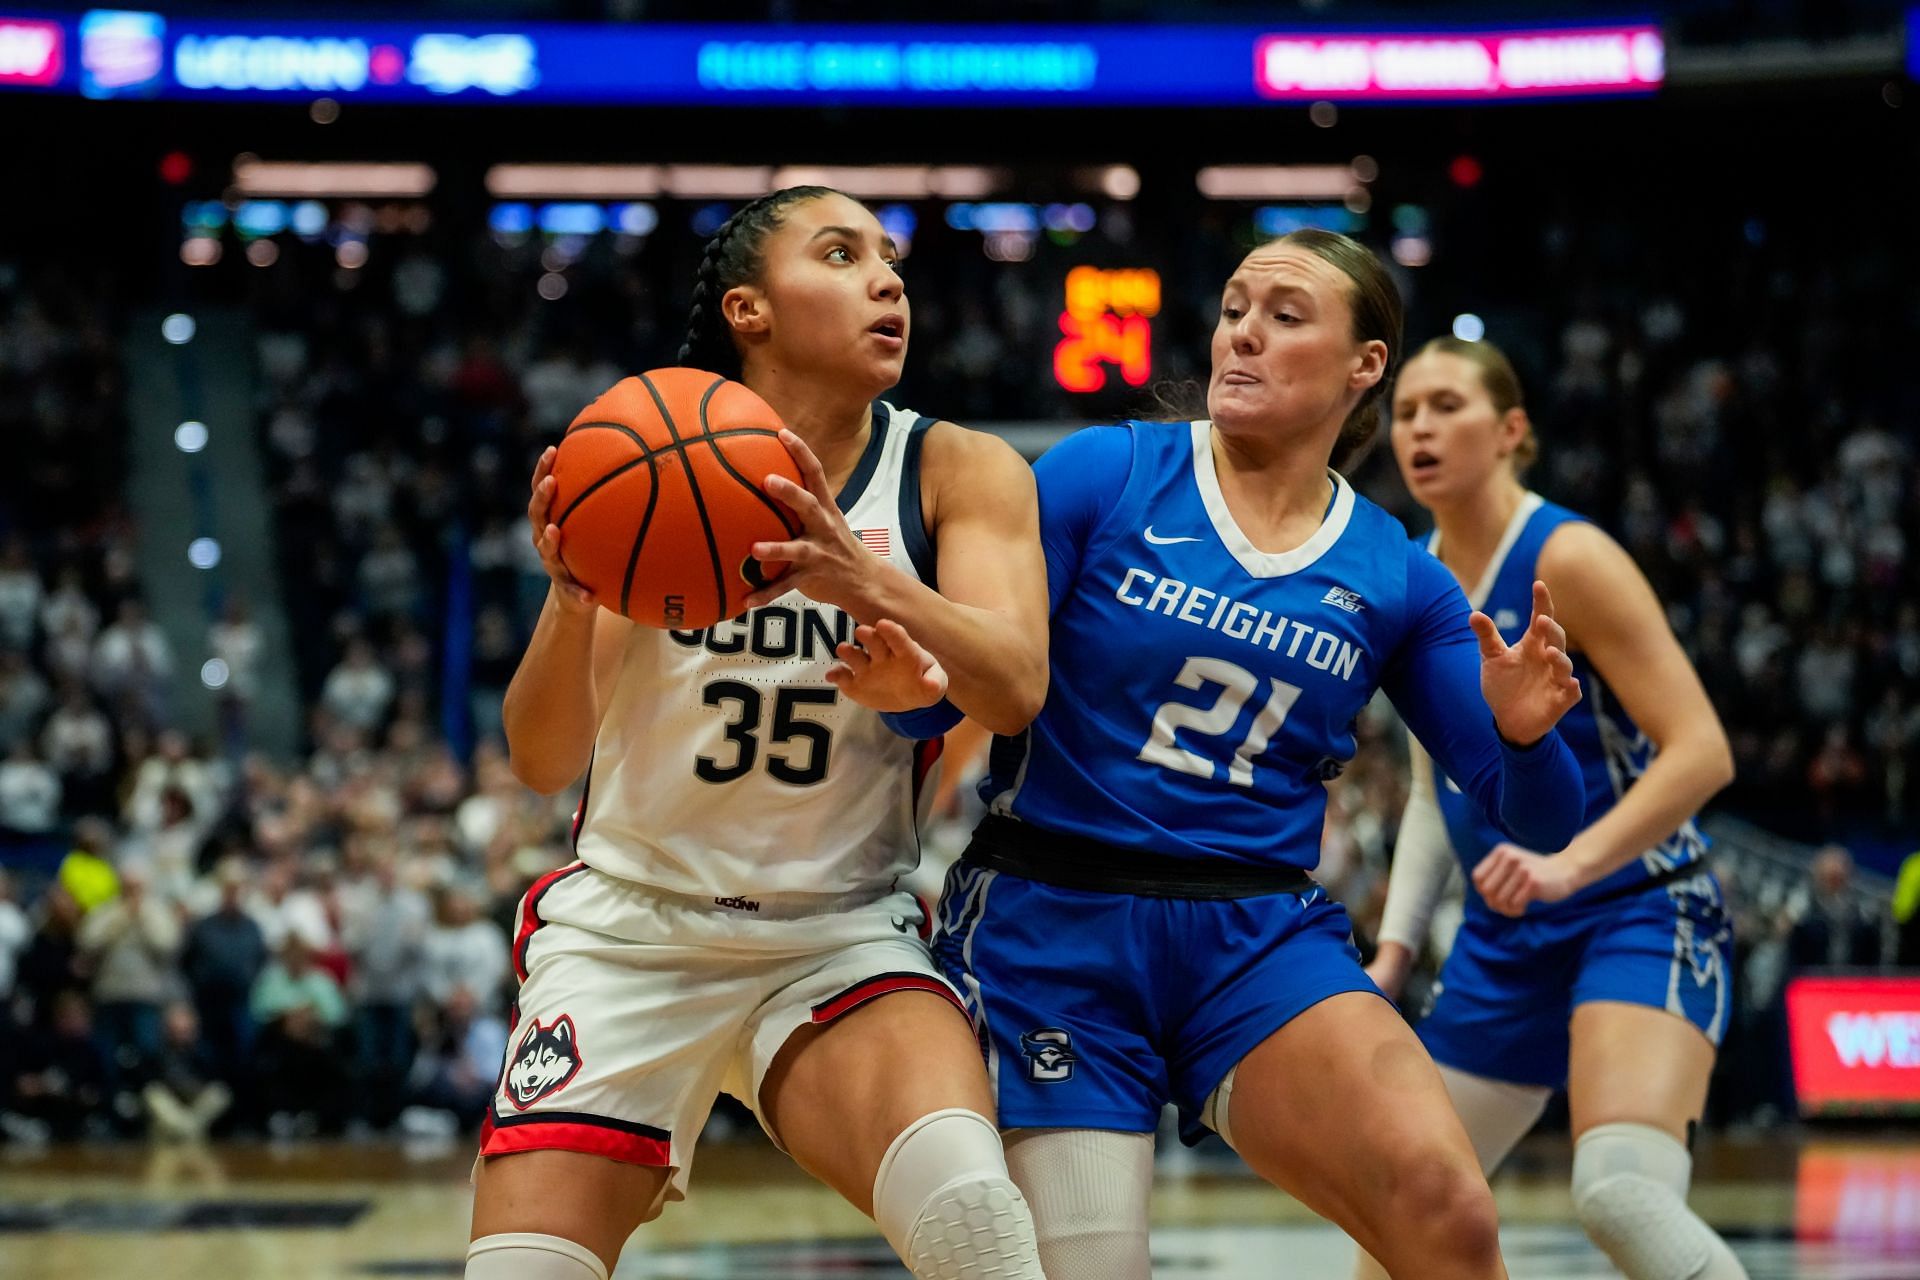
[528,446,598,616]
[1474,580,1581,747]
[1471,842,1582,917]
[746,429,886,616]
[827,620,949,713]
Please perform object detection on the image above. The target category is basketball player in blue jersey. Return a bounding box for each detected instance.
[471,188,1050,1280]
[887,230,1587,1280]
[1353,337,1745,1280]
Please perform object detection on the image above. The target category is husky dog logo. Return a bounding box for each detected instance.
[505,1015,582,1110]
[1020,1028,1076,1082]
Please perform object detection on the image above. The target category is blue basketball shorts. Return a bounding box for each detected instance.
[933,861,1382,1132]
[1418,869,1734,1090]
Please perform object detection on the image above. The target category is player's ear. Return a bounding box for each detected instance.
[1351,338,1389,392]
[1500,407,1531,455]
[722,284,769,337]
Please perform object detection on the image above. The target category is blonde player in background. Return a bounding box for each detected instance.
[1357,336,1745,1280]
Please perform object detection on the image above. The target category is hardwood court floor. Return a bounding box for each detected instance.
[1,1130,1915,1278]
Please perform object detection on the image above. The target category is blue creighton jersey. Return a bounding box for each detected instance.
[984,422,1582,870]
[1428,494,1709,908]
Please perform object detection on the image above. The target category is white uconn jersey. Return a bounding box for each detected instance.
[575,401,942,899]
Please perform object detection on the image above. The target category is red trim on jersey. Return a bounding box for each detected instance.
[914,894,934,941]
[480,1114,672,1167]
[570,749,594,850]
[810,972,967,1025]
[911,735,945,812]
[512,862,589,983]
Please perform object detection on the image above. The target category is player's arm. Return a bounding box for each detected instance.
[748,424,1049,736]
[1531,522,1734,890]
[885,423,1050,735]
[1382,549,1584,854]
[502,446,633,795]
[873,423,1130,740]
[1367,742,1457,1002]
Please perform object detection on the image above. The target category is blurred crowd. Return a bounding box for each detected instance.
[2,160,1917,1143]
[227,186,1920,852]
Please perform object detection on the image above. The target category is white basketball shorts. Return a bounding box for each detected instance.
[478,862,966,1204]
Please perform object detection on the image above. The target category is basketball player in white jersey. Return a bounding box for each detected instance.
[465,187,1051,1280]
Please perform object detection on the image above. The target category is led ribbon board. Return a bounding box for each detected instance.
[0,14,1665,104]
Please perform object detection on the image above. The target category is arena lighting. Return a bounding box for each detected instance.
[1095,165,1141,200]
[200,658,230,690]
[486,164,665,198]
[1452,313,1487,342]
[187,537,222,570]
[662,165,779,199]
[173,421,208,453]
[161,313,195,344]
[487,163,1011,201]
[771,165,1006,199]
[179,236,220,266]
[231,160,436,197]
[1196,165,1368,200]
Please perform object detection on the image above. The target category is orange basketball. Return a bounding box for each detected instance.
[549,368,801,630]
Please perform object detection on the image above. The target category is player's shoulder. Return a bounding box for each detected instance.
[1038,418,1185,473]
[1334,489,1449,619]
[1536,509,1652,617]
[893,411,1035,526]
[1339,483,1426,560]
[1535,506,1623,576]
[896,410,1023,472]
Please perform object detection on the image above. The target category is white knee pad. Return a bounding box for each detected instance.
[1003,1127,1155,1280]
[1200,1064,1239,1150]
[1572,1123,1749,1280]
[466,1232,609,1280]
[871,1108,1044,1279]
[1435,1064,1552,1174]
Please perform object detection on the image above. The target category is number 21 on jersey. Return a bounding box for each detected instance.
[1137,656,1300,787]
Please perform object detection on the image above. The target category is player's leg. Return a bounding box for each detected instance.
[1165,891,1520,1279]
[1001,1126,1155,1280]
[927,862,1170,1279]
[759,985,1044,1279]
[468,867,734,1279]
[469,1153,671,1279]
[1350,1064,1550,1280]
[1563,875,1745,1280]
[1220,991,1506,1279]
[1352,912,1563,1280]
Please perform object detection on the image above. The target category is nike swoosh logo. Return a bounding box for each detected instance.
[1143,526,1203,545]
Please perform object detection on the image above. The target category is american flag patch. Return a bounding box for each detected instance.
[855,527,891,556]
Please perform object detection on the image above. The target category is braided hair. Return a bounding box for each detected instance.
[678,185,841,380]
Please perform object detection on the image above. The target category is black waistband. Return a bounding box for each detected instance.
[962,814,1316,900]
[1577,855,1714,908]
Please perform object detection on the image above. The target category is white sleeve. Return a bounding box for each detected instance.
[1374,741,1460,953]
